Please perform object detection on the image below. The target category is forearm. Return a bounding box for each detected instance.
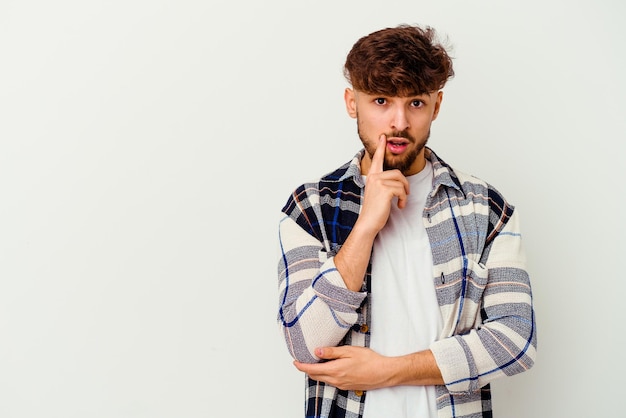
[390,349,444,387]
[278,215,366,362]
[335,138,409,291]
[430,210,536,393]
[294,346,444,391]
[430,289,536,393]
[333,219,377,291]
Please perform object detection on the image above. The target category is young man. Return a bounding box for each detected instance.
[277,24,536,418]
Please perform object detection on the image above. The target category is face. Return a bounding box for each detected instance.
[344,88,443,176]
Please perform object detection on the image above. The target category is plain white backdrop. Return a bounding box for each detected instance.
[1,1,624,417]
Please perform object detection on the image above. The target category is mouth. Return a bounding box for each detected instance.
[386,137,409,154]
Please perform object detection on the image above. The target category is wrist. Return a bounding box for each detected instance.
[351,217,382,240]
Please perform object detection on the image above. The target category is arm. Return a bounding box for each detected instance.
[430,208,537,394]
[334,135,409,291]
[292,197,535,392]
[294,346,443,391]
[277,213,367,363]
[278,136,410,363]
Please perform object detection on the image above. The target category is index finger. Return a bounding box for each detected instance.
[369,134,386,174]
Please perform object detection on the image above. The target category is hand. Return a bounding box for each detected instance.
[293,346,393,391]
[359,134,410,234]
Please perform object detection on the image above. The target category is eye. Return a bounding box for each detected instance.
[375,98,386,105]
[411,99,424,108]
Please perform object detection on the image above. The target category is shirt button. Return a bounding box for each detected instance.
[355,390,364,397]
[360,324,369,333]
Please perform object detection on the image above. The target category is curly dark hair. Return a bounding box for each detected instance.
[343,24,454,96]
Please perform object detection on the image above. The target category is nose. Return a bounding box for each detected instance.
[390,107,409,132]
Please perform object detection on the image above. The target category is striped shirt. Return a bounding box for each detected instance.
[277,147,537,418]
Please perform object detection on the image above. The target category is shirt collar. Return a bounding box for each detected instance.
[322,147,463,195]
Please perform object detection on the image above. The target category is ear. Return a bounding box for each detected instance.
[344,88,357,119]
[431,90,443,121]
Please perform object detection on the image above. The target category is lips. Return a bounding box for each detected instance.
[386,137,409,154]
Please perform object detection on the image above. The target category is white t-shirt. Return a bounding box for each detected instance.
[363,160,443,418]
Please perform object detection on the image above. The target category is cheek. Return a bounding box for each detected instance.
[357,117,373,134]
[360,115,386,134]
[411,114,434,130]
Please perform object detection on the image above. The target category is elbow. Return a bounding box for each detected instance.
[277,310,321,364]
[502,310,538,377]
[487,303,538,374]
[521,311,538,371]
[291,351,321,364]
[281,325,321,364]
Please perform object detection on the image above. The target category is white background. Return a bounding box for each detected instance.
[1,1,624,417]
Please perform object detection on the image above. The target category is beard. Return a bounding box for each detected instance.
[358,123,430,173]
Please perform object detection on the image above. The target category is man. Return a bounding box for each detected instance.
[277,24,536,418]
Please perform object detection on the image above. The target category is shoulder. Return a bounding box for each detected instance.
[453,166,510,200]
[451,167,517,245]
[282,152,364,214]
[429,148,514,216]
[455,168,515,219]
[283,150,363,211]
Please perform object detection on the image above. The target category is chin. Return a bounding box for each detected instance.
[384,147,423,173]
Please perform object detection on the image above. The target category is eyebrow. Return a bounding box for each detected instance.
[364,91,432,99]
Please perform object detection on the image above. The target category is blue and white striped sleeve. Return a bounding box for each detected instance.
[430,208,537,394]
[277,212,367,363]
